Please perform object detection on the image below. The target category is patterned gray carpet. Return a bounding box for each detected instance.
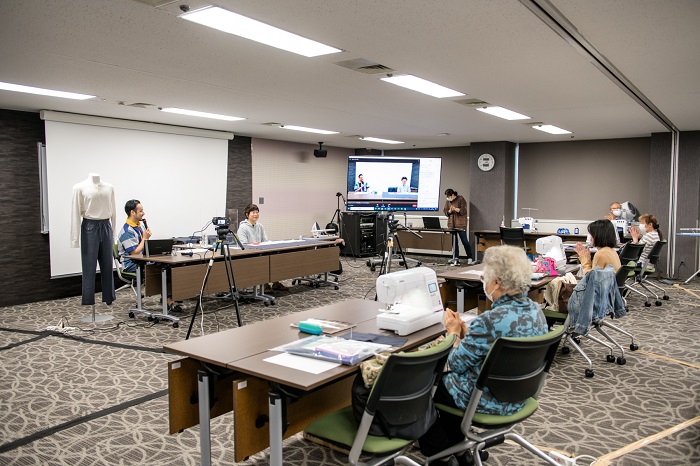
[1,254,699,466]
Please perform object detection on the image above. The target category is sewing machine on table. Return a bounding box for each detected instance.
[376,267,445,336]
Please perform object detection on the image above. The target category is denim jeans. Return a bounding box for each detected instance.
[80,218,115,306]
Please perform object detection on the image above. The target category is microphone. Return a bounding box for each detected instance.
[142,218,149,230]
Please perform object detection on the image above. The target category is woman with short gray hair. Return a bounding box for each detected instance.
[419,245,548,464]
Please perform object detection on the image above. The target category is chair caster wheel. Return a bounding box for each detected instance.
[173,322,179,328]
[630,344,639,351]
[128,312,135,318]
[644,302,651,307]
[585,369,594,378]
[662,295,669,300]
[616,357,626,365]
[147,316,153,321]
[561,346,570,355]
[606,354,616,363]
[655,301,662,306]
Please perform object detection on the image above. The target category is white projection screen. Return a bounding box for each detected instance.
[45,121,228,277]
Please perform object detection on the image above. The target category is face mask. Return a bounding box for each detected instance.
[612,209,622,217]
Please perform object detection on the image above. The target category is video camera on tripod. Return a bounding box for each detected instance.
[212,216,231,239]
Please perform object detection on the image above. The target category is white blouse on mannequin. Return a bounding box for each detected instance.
[70,173,117,248]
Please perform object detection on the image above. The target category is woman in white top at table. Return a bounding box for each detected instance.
[629,213,662,267]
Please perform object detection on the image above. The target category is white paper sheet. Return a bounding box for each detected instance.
[263,353,340,374]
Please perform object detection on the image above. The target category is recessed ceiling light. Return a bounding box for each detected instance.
[0,81,95,100]
[380,75,464,98]
[359,137,404,144]
[476,106,530,121]
[181,6,341,57]
[160,107,245,121]
[280,125,339,135]
[532,124,572,135]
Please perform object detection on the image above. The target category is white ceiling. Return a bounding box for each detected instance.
[1,0,699,149]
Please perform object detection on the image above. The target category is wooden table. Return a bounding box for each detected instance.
[128,240,339,326]
[163,299,445,466]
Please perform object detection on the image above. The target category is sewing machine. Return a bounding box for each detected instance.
[536,235,567,269]
[376,267,444,336]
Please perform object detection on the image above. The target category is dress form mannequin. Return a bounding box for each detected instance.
[71,173,117,321]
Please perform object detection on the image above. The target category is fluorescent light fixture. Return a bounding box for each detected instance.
[161,107,245,121]
[0,81,95,100]
[380,75,464,98]
[532,124,572,135]
[476,106,530,121]
[181,6,341,57]
[280,125,338,135]
[359,137,404,145]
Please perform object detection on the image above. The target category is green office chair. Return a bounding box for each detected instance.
[113,242,137,298]
[628,240,670,306]
[303,334,456,466]
[426,326,565,466]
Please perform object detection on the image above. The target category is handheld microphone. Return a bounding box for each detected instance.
[142,218,149,230]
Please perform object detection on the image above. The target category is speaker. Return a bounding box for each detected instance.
[313,149,327,157]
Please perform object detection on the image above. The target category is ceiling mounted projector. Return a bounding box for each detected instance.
[314,141,327,158]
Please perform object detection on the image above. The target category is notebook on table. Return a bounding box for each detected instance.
[422,217,442,229]
[144,239,174,257]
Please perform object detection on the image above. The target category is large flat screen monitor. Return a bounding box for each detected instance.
[346,156,442,211]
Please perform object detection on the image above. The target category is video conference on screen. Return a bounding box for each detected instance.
[346,156,442,211]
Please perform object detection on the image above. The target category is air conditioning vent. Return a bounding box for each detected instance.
[335,58,394,75]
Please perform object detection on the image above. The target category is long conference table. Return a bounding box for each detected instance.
[128,239,340,326]
[163,298,446,466]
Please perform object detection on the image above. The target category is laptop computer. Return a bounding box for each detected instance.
[422,217,442,229]
[144,239,175,257]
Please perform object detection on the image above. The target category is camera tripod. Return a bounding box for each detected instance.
[185,229,244,340]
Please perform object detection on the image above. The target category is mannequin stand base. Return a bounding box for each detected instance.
[80,305,114,323]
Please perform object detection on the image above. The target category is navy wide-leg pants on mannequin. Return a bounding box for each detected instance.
[80,218,115,306]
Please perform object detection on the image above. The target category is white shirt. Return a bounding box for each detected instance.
[71,176,117,247]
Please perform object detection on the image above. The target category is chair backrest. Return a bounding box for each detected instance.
[474,326,564,403]
[500,226,526,247]
[617,241,644,263]
[644,239,667,267]
[364,334,456,437]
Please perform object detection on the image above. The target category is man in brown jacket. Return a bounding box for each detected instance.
[444,189,474,265]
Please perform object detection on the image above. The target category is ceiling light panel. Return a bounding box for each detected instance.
[160,107,245,121]
[280,125,339,134]
[181,6,341,57]
[476,106,530,120]
[380,75,464,98]
[359,137,404,144]
[0,81,95,100]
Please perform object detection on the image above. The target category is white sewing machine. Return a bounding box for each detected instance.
[536,235,567,269]
[376,267,444,336]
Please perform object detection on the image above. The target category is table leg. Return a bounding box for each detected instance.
[198,370,212,466]
[268,391,284,466]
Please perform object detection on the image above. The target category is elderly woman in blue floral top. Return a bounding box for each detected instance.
[419,245,549,465]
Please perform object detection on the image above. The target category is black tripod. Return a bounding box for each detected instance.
[185,228,244,340]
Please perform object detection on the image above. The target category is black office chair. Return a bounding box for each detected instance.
[499,226,528,251]
[303,334,456,466]
[628,240,670,306]
[426,326,565,466]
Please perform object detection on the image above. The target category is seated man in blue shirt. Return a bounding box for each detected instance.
[117,199,181,311]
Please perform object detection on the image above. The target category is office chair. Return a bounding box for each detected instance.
[113,242,137,298]
[426,326,565,466]
[303,334,456,466]
[628,240,670,307]
[499,226,528,251]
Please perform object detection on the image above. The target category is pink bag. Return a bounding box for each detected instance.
[534,257,559,276]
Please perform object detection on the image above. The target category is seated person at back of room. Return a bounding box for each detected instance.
[417,245,548,462]
[574,219,622,275]
[397,176,410,193]
[237,203,288,291]
[629,213,662,267]
[118,199,181,311]
[237,203,269,244]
